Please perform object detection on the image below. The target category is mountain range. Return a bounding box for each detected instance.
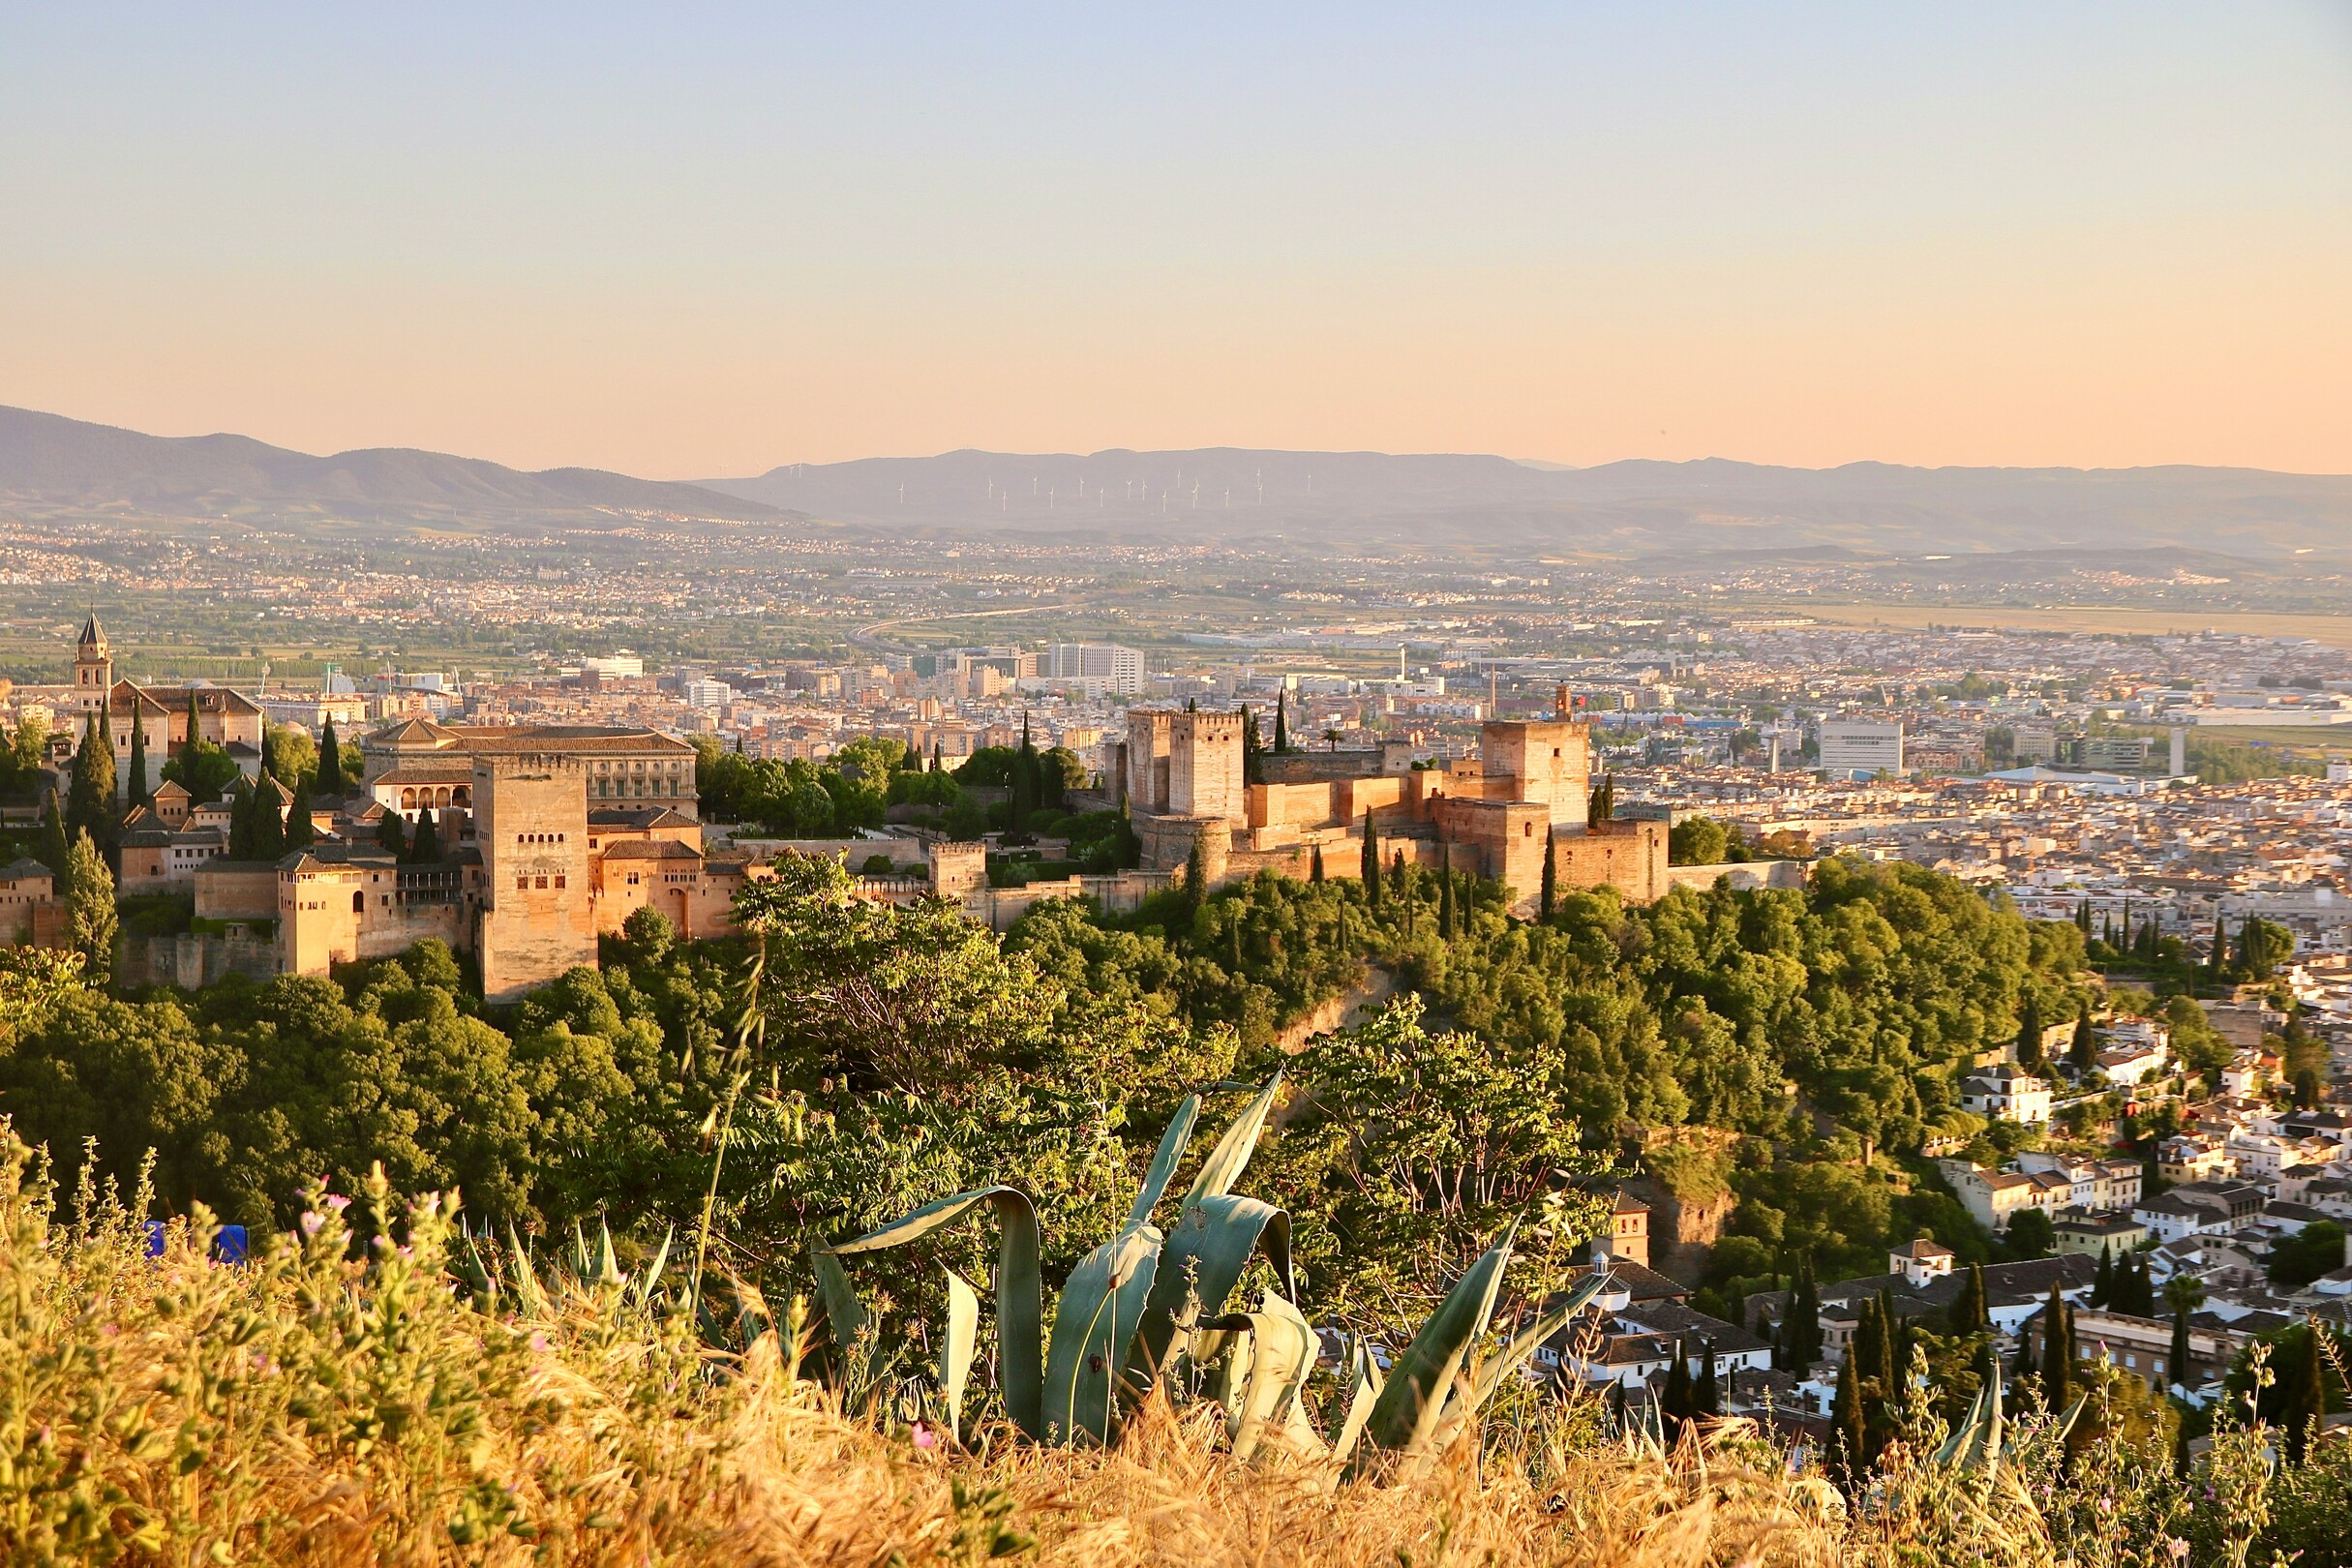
[8,404,2352,558]
[0,405,786,527]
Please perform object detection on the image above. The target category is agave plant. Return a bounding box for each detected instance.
[812,1071,1613,1469]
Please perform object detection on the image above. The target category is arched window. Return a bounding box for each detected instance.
[400,788,416,810]
[352,890,365,914]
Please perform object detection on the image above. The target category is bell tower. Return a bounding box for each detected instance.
[74,614,111,715]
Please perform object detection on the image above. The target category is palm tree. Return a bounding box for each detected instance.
[1322,728,1342,751]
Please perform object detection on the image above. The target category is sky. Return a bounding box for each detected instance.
[4,4,2351,478]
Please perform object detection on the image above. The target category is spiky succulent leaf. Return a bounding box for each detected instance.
[940,1268,980,1440]
[834,1186,1045,1438]
[1183,1072,1283,1207]
[1128,1095,1201,1226]
[1213,1289,1321,1462]
[1042,1221,1163,1445]
[1353,1221,1517,1470]
[1131,1193,1293,1389]
[1329,1336,1385,1465]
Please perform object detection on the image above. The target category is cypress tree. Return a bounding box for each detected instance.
[1437,865,1456,939]
[67,710,116,849]
[227,779,256,860]
[62,829,114,987]
[930,741,942,771]
[2282,1327,2327,1462]
[2070,999,2097,1072]
[2167,1305,2191,1393]
[2093,1246,2114,1308]
[1273,690,1289,754]
[377,808,408,858]
[317,718,343,793]
[1948,1261,1990,1337]
[284,773,316,849]
[126,709,150,812]
[1360,814,1381,908]
[37,795,71,880]
[1389,848,1406,904]
[181,690,201,771]
[1398,857,1414,937]
[2038,1284,2072,1402]
[1010,714,1036,837]
[1182,833,1207,922]
[407,805,441,864]
[1786,1254,1823,1371]
[1309,843,1324,883]
[1661,1337,1692,1428]
[1240,706,1263,786]
[1696,1341,1720,1416]
[2017,993,2044,1067]
[1540,830,1557,919]
[1828,1342,1868,1492]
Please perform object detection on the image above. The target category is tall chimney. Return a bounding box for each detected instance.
[2170,726,2186,777]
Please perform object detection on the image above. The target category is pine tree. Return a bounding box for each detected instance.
[407,806,442,864]
[1309,844,1324,883]
[125,709,150,812]
[377,808,408,858]
[317,718,344,794]
[37,795,71,880]
[2092,1246,2114,1308]
[1360,813,1381,908]
[1273,691,1289,754]
[1540,830,1557,919]
[62,829,115,987]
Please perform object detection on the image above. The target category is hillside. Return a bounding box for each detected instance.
[0,405,791,528]
[708,448,2352,557]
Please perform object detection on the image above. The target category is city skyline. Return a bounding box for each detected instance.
[6,4,2350,478]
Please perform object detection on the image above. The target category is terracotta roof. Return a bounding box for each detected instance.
[589,806,698,829]
[152,780,190,801]
[601,839,703,861]
[368,761,475,785]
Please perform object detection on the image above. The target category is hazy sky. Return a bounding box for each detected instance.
[5,4,2350,476]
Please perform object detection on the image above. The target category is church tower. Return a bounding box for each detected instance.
[74,614,111,716]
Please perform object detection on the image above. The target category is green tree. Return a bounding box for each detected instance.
[1273,690,1290,754]
[125,710,150,813]
[61,829,116,987]
[377,808,409,858]
[2269,1221,2348,1291]
[66,709,116,852]
[407,806,443,864]
[317,716,346,793]
[1360,813,1381,909]
[2069,998,2096,1072]
[1668,817,1730,866]
[2038,1282,2074,1402]
[261,721,316,788]
[284,771,317,849]
[1540,829,1557,919]
[2006,1209,2055,1258]
[37,795,71,880]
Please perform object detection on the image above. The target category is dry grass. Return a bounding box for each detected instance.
[0,1147,2111,1567]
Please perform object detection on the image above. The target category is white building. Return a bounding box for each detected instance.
[1045,643,1144,695]
[1817,719,1904,779]
[684,679,733,709]
[1960,1065,2053,1125]
[583,653,645,679]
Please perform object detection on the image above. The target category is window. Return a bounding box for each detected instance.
[534,876,549,890]
[553,875,566,890]
[516,876,528,890]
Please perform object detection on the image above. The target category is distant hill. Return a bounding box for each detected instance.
[707,448,2352,558]
[0,406,789,527]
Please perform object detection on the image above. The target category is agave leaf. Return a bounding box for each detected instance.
[1042,1221,1163,1445]
[571,1219,591,1282]
[1462,1269,1609,1418]
[1934,1382,1990,1469]
[834,1186,1045,1439]
[635,1226,675,1304]
[1183,1071,1283,1207]
[1127,1095,1201,1226]
[596,1218,620,1286]
[1353,1220,1517,1472]
[1131,1194,1294,1390]
[1222,1289,1320,1462]
[505,1224,551,1317]
[940,1268,980,1441]
[810,1245,870,1370]
[1329,1336,1386,1465]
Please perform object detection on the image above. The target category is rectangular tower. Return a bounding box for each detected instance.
[1125,709,1174,813]
[1480,718,1589,828]
[1169,710,1247,824]
[474,752,595,1004]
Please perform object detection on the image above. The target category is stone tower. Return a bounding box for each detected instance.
[473,751,595,1005]
[74,614,111,716]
